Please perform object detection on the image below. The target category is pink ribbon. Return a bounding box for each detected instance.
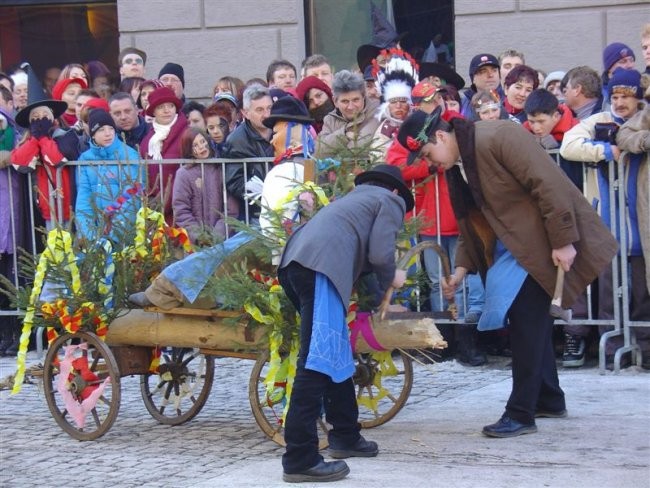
[56,343,112,429]
[349,311,386,353]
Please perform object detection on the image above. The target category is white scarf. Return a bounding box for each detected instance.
[148,114,178,159]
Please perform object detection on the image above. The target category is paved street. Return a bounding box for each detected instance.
[1,350,648,488]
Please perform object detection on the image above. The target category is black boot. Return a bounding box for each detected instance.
[0,323,12,356]
[455,325,487,366]
[3,320,21,357]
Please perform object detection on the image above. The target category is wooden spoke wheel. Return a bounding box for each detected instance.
[354,350,413,428]
[249,350,329,448]
[43,331,121,441]
[140,347,214,425]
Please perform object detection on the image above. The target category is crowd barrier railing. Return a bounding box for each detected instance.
[1,154,647,372]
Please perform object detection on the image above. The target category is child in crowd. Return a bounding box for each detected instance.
[75,109,140,242]
[203,103,232,154]
[52,77,88,128]
[523,88,581,187]
[172,127,239,246]
[471,90,510,122]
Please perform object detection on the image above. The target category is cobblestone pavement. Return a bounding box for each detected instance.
[1,350,648,488]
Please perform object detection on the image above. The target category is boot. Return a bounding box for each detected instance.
[0,322,13,356]
[3,320,21,357]
[455,324,487,366]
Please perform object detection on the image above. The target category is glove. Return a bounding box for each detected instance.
[244,175,265,204]
[29,118,54,139]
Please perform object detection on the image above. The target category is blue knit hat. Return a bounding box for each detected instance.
[603,42,635,73]
[608,68,642,100]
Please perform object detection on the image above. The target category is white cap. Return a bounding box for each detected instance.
[543,71,566,89]
[11,71,28,87]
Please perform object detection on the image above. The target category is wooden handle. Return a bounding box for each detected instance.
[377,241,453,320]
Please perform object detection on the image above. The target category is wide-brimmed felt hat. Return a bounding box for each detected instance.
[357,44,383,72]
[145,86,182,116]
[263,96,314,129]
[14,62,68,128]
[354,163,414,212]
[397,106,444,166]
[419,63,465,90]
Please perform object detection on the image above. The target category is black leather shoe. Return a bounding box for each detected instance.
[328,435,378,459]
[482,416,537,438]
[535,409,568,418]
[283,460,350,483]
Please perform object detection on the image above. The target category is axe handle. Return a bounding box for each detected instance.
[551,266,565,305]
[379,286,394,320]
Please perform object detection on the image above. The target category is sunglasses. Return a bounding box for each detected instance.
[123,57,144,65]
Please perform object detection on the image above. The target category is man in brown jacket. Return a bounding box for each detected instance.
[398,107,618,438]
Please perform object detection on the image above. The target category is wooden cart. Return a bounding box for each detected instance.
[40,242,449,443]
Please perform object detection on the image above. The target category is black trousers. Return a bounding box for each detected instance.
[505,275,566,425]
[278,262,360,473]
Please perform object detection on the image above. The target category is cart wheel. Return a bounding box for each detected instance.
[249,350,329,448]
[140,347,214,425]
[355,350,413,428]
[43,331,121,441]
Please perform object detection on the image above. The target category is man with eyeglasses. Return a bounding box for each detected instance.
[118,47,147,80]
[158,62,185,102]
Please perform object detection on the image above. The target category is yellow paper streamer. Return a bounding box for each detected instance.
[12,229,81,394]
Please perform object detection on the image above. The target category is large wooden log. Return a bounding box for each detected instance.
[106,308,447,353]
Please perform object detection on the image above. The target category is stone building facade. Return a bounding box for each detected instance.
[116,0,649,101]
[117,0,306,101]
[454,0,649,82]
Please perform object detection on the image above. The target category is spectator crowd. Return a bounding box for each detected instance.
[0,22,648,374]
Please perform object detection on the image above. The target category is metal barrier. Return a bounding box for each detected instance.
[1,153,647,371]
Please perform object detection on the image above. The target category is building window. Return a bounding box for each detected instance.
[304,0,454,71]
[0,1,118,90]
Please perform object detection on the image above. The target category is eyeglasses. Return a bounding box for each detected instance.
[123,57,144,65]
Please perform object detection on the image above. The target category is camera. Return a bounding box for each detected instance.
[594,122,619,145]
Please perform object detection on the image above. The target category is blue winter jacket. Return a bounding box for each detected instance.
[75,137,141,240]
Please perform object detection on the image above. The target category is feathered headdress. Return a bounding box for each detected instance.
[372,49,419,119]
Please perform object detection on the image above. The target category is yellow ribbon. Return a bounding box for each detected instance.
[275,181,330,210]
[355,351,397,412]
[133,207,165,258]
[12,229,81,394]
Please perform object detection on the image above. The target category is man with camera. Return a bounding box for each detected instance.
[561,68,647,368]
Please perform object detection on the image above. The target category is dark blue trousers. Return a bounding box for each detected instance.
[278,262,360,473]
[505,275,566,424]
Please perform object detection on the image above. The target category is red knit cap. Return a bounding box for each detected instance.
[295,76,333,105]
[84,97,110,112]
[145,86,182,117]
[52,77,88,101]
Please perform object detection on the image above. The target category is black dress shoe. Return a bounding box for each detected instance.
[482,416,537,438]
[283,460,350,483]
[328,435,379,459]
